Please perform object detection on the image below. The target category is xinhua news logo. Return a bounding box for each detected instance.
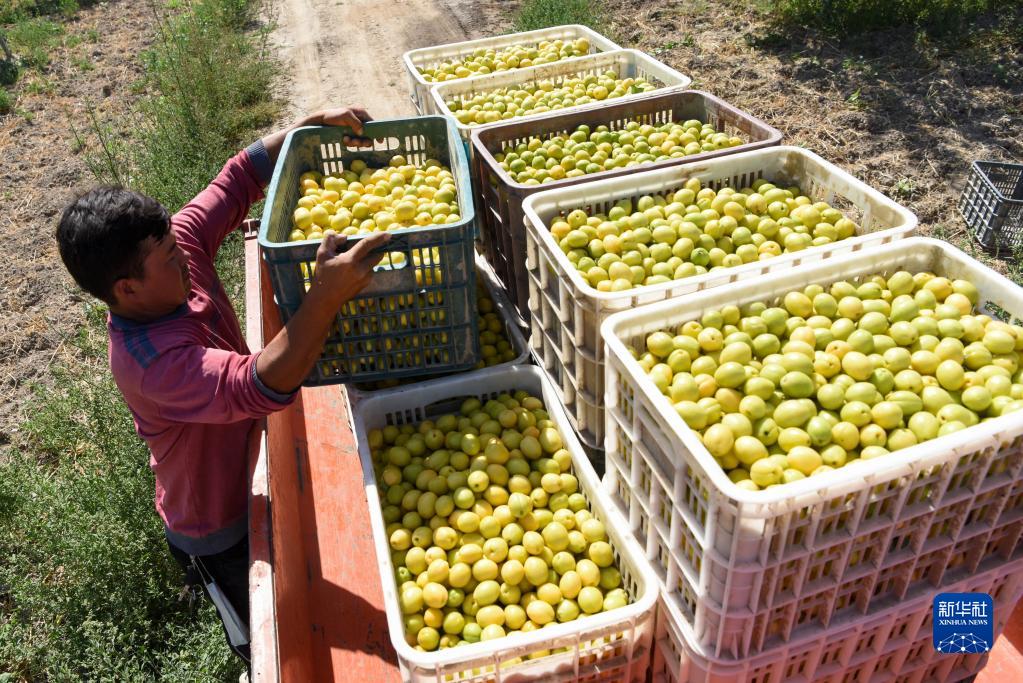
[933,592,994,654]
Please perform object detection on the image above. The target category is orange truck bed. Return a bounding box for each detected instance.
[240,231,1022,682]
[243,230,400,683]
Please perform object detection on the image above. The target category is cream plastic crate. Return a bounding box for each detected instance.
[348,254,529,397]
[601,237,1023,659]
[429,49,692,147]
[403,25,621,115]
[651,555,1023,683]
[524,146,919,446]
[352,365,658,683]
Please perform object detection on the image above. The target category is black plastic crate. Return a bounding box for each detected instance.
[257,118,479,386]
[960,161,1023,255]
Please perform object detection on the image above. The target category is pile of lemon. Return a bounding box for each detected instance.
[632,271,1023,490]
[548,177,860,292]
[444,70,657,126]
[418,38,592,83]
[496,119,743,185]
[369,393,631,653]
[285,155,460,244]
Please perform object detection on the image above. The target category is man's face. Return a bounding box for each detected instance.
[122,232,191,316]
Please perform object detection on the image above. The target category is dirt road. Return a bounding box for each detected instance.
[269,0,509,120]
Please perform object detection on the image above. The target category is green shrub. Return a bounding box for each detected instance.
[0,87,11,114]
[0,361,237,681]
[84,0,277,212]
[0,0,86,24]
[514,0,608,33]
[5,16,62,69]
[773,0,998,36]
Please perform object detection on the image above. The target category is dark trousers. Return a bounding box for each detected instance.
[168,535,251,664]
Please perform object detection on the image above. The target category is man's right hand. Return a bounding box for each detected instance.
[309,230,392,305]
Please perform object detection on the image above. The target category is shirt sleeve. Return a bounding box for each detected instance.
[142,345,296,424]
[172,141,274,259]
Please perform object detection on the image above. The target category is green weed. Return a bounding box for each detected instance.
[513,0,607,33]
[0,87,11,113]
[653,35,695,55]
[1007,247,1023,287]
[2,0,278,678]
[841,55,878,77]
[654,40,680,56]
[892,177,916,200]
[846,88,868,110]
[23,74,54,93]
[71,99,131,187]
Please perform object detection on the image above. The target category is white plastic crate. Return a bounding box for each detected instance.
[429,49,692,147]
[348,254,529,397]
[352,365,658,683]
[523,145,919,446]
[651,555,1023,683]
[601,237,1023,659]
[473,250,531,348]
[532,349,605,453]
[403,25,621,115]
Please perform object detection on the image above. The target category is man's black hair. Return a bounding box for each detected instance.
[56,187,170,304]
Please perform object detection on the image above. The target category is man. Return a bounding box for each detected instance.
[56,106,389,664]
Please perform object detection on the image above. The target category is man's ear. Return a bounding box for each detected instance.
[111,277,136,304]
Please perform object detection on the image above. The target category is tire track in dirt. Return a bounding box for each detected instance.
[270,0,502,120]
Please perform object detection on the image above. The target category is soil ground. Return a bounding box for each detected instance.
[614,0,1022,257]
[0,2,153,454]
[269,0,511,118]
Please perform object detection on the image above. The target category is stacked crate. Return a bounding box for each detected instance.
[328,22,1023,683]
[601,238,1023,681]
[471,90,782,319]
[522,146,917,450]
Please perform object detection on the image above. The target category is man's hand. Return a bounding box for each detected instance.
[309,230,391,306]
[262,104,377,167]
[316,105,375,148]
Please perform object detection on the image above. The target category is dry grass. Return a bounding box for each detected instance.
[613,0,1021,275]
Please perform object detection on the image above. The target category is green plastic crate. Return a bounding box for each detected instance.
[257,117,479,386]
